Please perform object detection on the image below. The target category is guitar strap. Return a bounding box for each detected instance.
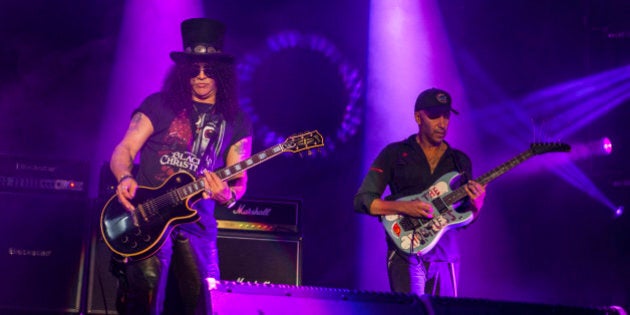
[206,117,226,172]
[189,109,226,232]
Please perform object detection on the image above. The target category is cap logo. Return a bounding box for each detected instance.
[436,93,449,104]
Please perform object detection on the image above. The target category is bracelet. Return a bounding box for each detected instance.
[223,190,237,209]
[118,174,134,184]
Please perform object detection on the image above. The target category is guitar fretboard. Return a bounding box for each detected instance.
[145,130,324,205]
[173,144,287,200]
[442,149,534,206]
[217,144,285,181]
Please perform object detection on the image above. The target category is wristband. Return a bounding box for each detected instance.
[118,174,134,184]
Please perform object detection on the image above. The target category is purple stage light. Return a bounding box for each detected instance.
[568,136,614,161]
[601,137,613,155]
[614,206,623,218]
[97,0,203,164]
[359,0,476,293]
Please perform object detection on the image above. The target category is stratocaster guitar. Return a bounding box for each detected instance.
[100,130,324,262]
[382,142,570,255]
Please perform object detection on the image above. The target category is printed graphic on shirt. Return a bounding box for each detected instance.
[160,151,200,173]
[155,110,196,182]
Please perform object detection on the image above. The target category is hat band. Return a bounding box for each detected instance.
[185,44,221,54]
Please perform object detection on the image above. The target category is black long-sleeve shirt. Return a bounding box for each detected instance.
[353,134,475,262]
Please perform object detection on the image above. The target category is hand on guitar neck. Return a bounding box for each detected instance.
[463,180,486,218]
[200,169,235,205]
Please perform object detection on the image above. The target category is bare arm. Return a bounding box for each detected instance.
[224,136,252,200]
[110,112,154,210]
[369,199,434,218]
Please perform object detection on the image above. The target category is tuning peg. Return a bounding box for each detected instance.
[307,150,313,156]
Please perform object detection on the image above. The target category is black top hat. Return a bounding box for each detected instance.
[170,18,234,64]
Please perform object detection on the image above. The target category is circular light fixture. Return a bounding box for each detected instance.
[237,30,364,155]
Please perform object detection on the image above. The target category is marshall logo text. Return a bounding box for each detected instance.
[232,205,272,217]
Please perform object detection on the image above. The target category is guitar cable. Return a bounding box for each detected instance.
[97,264,111,315]
[448,262,458,297]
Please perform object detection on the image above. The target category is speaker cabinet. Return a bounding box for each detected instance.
[84,230,302,314]
[86,233,119,314]
[217,231,302,285]
[0,192,88,314]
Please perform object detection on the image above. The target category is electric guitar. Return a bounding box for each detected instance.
[382,142,570,255]
[100,130,324,262]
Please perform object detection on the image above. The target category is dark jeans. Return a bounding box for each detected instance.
[387,248,459,297]
[113,229,220,315]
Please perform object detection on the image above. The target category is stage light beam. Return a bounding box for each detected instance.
[569,136,614,160]
[359,0,476,293]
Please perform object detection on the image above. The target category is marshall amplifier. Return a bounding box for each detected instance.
[215,197,301,235]
[0,155,89,313]
[0,155,88,195]
[217,231,302,285]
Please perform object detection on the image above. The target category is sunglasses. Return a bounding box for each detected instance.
[186,63,215,78]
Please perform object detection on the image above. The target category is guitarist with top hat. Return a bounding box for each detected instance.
[353,88,487,297]
[108,18,252,315]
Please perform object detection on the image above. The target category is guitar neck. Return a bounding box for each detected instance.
[177,144,287,199]
[443,149,535,205]
[216,144,286,181]
[164,130,324,202]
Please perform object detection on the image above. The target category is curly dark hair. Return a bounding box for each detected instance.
[161,59,240,122]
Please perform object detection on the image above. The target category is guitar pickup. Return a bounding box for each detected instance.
[399,217,423,231]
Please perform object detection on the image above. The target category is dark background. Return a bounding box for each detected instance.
[0,0,628,311]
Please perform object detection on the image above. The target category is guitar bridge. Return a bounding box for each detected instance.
[432,197,448,214]
[399,216,427,231]
[399,198,444,231]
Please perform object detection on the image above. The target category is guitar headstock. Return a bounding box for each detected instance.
[530,142,571,155]
[282,130,325,154]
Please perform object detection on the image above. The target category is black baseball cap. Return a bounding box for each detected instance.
[414,88,459,115]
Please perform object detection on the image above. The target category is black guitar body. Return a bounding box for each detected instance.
[100,172,201,261]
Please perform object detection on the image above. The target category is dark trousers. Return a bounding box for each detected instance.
[387,248,459,297]
[113,230,220,315]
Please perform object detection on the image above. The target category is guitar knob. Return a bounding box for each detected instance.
[134,228,142,236]
[130,241,138,249]
[121,235,129,243]
[143,234,151,242]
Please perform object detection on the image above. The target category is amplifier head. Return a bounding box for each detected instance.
[215,197,302,234]
[0,155,88,195]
